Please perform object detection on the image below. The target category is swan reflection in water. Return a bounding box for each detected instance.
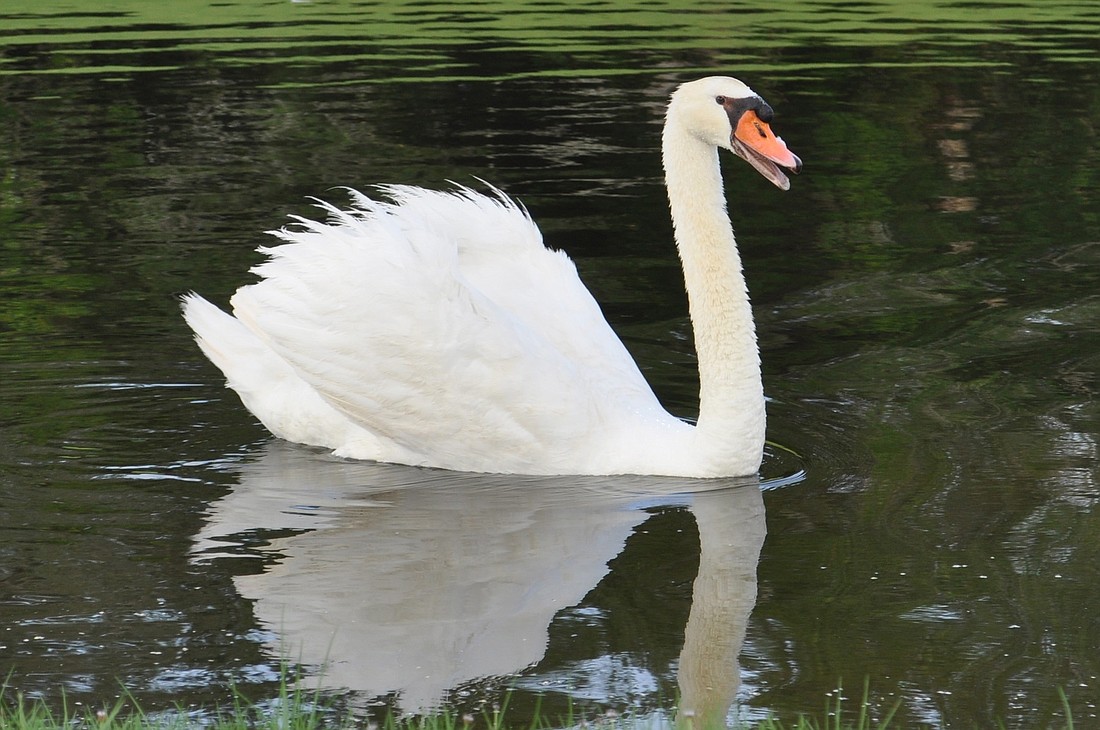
[193,443,766,724]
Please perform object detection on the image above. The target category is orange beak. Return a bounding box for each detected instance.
[731,109,802,190]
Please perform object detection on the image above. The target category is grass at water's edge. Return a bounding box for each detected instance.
[0,676,1077,730]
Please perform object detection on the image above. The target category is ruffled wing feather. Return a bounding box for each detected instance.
[228,185,666,473]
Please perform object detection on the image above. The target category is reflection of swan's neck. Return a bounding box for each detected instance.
[677,486,767,729]
[662,121,765,474]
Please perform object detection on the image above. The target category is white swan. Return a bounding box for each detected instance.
[182,76,801,477]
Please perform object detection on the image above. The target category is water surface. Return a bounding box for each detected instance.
[2,1,1099,727]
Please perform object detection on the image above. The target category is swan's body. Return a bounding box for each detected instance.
[183,76,800,477]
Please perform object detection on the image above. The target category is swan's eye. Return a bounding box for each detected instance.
[715,95,727,105]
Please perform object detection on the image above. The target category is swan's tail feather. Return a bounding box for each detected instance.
[181,292,306,410]
[181,292,263,379]
[181,292,392,455]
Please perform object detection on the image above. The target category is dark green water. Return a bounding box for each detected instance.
[2,1,1099,727]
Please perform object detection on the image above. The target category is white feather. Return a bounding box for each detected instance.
[183,77,795,476]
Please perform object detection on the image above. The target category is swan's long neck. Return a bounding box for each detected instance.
[662,119,765,473]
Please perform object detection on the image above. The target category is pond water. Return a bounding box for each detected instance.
[2,0,1100,727]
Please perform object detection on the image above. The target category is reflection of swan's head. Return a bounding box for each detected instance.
[666,76,802,190]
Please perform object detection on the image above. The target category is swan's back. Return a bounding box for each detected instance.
[187,186,686,474]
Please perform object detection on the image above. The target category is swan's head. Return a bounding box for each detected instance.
[667,76,802,190]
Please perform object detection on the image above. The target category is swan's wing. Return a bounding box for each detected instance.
[229,186,665,473]
[378,185,655,395]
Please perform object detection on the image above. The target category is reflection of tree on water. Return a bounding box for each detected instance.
[193,443,765,721]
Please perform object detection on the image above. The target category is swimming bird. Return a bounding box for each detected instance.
[182,76,801,477]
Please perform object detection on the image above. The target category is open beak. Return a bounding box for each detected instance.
[730,109,802,191]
